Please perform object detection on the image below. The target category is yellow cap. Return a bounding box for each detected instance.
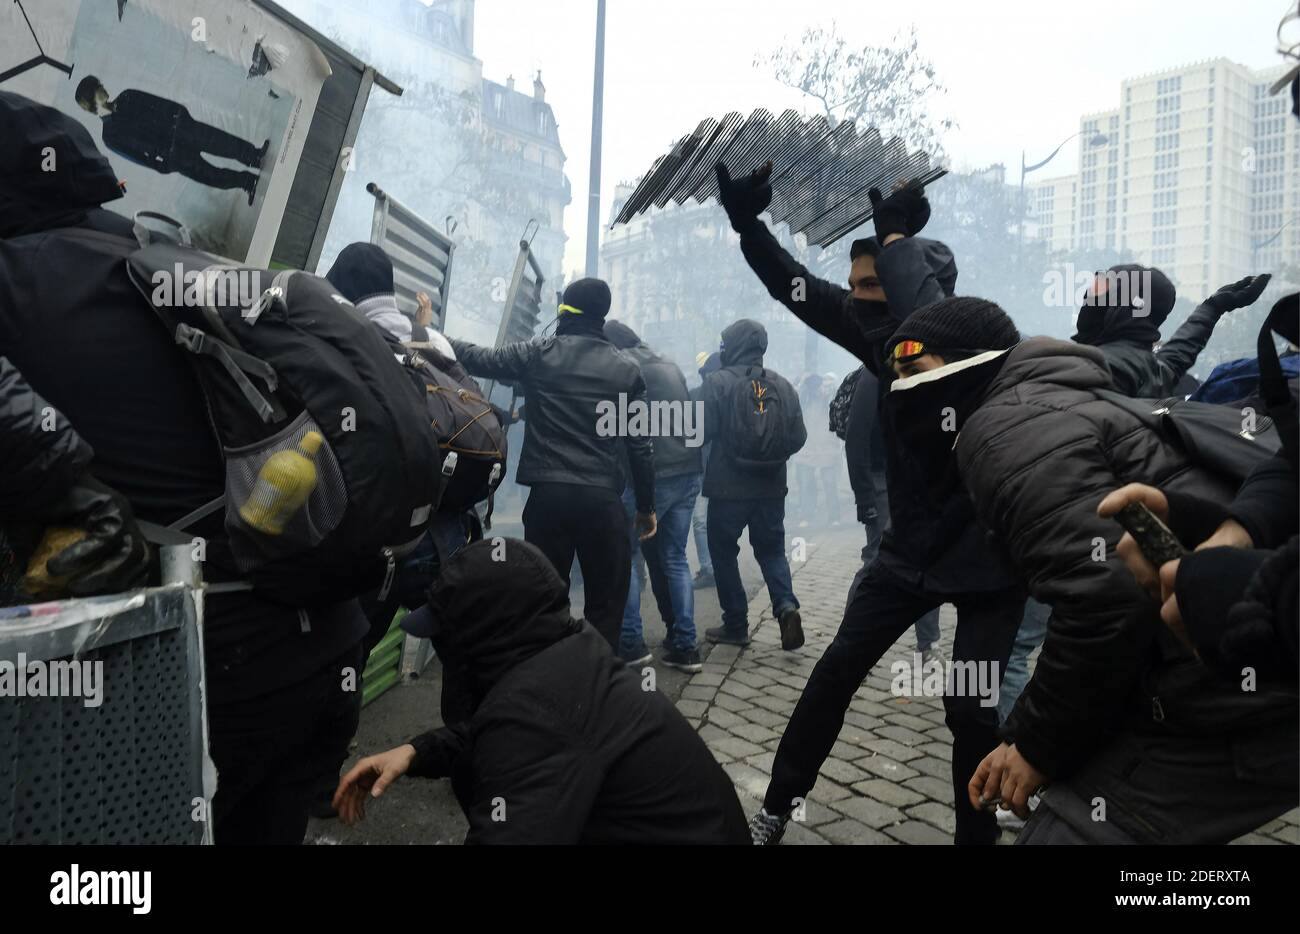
[695,352,710,368]
[298,430,324,456]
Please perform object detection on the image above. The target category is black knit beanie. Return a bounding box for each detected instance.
[889,297,1020,360]
[560,277,612,321]
[326,242,394,303]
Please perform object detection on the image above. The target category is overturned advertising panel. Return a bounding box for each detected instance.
[0,0,330,263]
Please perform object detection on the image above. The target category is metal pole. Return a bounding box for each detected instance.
[585,0,607,277]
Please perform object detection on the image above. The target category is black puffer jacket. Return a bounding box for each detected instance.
[406,539,749,844]
[0,357,92,518]
[603,321,702,479]
[950,338,1293,778]
[698,318,805,500]
[450,323,655,511]
[737,220,1015,593]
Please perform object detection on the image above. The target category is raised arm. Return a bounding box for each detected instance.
[1154,275,1271,395]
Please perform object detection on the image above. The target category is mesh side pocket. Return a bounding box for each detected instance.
[224,413,348,570]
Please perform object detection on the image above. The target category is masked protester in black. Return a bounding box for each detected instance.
[882,297,1296,844]
[1071,264,1270,398]
[0,91,367,845]
[447,278,656,649]
[714,162,1027,845]
[331,538,749,844]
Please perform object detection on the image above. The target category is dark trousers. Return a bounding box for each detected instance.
[169,115,260,190]
[523,482,631,648]
[706,497,798,632]
[765,560,1025,844]
[210,642,363,844]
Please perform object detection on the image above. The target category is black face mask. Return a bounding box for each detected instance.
[882,352,1011,494]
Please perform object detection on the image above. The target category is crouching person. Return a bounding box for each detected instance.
[332,538,750,844]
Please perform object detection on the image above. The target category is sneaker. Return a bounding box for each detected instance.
[618,642,653,666]
[661,647,703,673]
[692,569,715,590]
[777,606,804,651]
[749,807,790,845]
[704,625,750,646]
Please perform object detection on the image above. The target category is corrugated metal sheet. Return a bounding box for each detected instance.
[613,109,945,248]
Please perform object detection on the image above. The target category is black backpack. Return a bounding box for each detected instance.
[123,241,443,605]
[1096,389,1281,483]
[400,348,507,517]
[723,366,807,467]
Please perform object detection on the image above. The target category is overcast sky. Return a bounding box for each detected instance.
[470,0,1294,277]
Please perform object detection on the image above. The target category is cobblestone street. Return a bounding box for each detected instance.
[677,528,1300,846]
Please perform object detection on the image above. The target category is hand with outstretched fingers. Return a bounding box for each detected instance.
[714,160,773,231]
[1206,273,1271,313]
[332,744,417,826]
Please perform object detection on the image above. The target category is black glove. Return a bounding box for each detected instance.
[714,160,773,231]
[44,474,150,596]
[1205,274,1271,314]
[868,184,930,241]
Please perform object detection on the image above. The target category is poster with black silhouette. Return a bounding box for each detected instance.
[0,0,330,263]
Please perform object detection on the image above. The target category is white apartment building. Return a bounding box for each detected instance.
[1028,58,1300,301]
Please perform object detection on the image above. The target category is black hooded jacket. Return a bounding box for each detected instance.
[450,315,655,511]
[735,220,1015,593]
[603,321,702,479]
[405,539,748,844]
[697,318,805,500]
[1071,266,1225,398]
[943,339,1294,779]
[0,92,366,699]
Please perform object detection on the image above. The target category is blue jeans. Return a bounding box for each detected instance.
[706,497,798,633]
[998,597,1050,723]
[621,473,701,653]
[692,496,713,575]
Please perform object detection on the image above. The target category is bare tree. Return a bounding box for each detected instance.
[756,22,955,158]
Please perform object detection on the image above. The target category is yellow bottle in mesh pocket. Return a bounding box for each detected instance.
[238,431,325,536]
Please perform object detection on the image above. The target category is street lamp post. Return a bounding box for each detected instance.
[1018,131,1110,251]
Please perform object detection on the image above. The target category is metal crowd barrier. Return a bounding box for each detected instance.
[0,548,213,844]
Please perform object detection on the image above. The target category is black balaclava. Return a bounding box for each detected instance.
[1072,264,1176,348]
[557,277,612,338]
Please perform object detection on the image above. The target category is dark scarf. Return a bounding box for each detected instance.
[882,350,1013,495]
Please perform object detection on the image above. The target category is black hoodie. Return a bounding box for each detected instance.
[0,92,366,700]
[697,319,805,499]
[1071,264,1226,398]
[406,538,749,844]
